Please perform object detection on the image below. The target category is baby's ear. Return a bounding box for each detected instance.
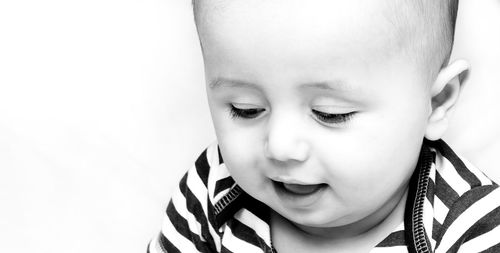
[425,59,470,141]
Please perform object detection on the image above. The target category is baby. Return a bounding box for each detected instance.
[149,0,500,252]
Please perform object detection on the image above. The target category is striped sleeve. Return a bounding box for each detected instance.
[148,148,221,253]
[435,186,500,253]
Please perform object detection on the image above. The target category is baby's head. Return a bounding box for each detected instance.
[195,0,468,237]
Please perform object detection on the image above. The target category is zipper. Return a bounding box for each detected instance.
[411,146,433,253]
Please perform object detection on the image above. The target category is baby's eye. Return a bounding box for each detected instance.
[312,109,355,125]
[229,104,265,119]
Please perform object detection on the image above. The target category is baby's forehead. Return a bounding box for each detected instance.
[197,1,424,56]
[195,0,436,48]
[194,0,433,29]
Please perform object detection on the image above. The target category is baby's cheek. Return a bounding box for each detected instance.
[220,139,261,175]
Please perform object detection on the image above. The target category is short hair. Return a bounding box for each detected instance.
[192,0,459,78]
[389,0,459,78]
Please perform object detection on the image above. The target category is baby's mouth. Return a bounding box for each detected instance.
[274,181,327,196]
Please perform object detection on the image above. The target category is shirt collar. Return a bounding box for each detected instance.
[214,184,270,229]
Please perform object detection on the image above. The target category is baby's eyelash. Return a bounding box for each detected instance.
[312,109,354,124]
[227,105,354,124]
[229,104,265,119]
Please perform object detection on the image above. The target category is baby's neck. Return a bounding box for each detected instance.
[271,188,408,253]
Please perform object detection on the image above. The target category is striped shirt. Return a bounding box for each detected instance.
[149,140,500,252]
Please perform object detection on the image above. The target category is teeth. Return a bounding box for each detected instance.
[282,183,322,195]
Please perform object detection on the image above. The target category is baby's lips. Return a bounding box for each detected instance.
[281,183,327,195]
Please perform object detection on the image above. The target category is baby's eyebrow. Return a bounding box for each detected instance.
[208,78,258,90]
[209,77,353,92]
[299,81,353,92]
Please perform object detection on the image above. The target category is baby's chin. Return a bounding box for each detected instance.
[273,200,390,237]
[274,204,351,227]
[279,213,370,239]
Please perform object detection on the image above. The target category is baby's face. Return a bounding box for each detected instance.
[202,1,433,233]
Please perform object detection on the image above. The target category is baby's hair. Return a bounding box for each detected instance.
[389,0,460,78]
[191,0,460,79]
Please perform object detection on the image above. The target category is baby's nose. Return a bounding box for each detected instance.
[264,113,310,163]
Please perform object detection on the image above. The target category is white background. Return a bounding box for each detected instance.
[0,0,499,252]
